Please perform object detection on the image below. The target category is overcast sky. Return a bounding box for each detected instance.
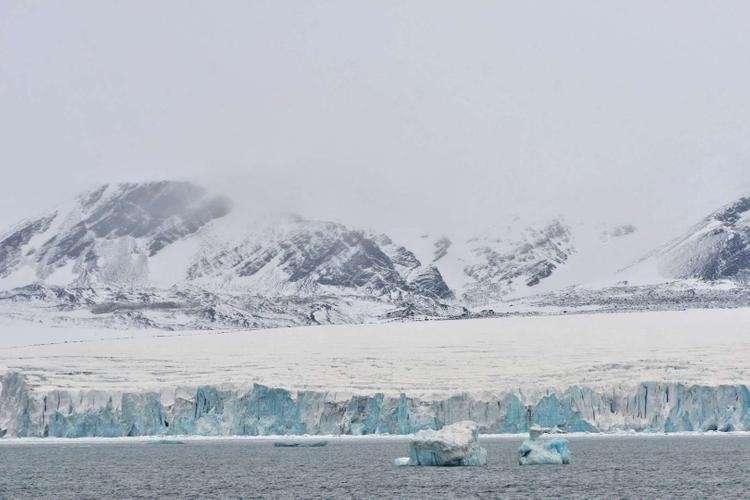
[1,1,749,241]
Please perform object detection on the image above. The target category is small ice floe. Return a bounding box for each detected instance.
[518,425,571,465]
[393,420,488,466]
[273,441,328,448]
[145,439,185,445]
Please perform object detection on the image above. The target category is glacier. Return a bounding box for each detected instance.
[1,372,749,438]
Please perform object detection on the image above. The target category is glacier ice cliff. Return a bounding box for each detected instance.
[395,420,487,466]
[1,372,749,438]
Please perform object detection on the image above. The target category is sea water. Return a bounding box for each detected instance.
[1,435,749,499]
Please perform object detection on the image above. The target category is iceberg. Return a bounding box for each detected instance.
[145,439,185,445]
[394,420,488,466]
[518,438,571,465]
[273,441,328,448]
[518,425,571,465]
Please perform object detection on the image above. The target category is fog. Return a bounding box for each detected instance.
[2,1,749,243]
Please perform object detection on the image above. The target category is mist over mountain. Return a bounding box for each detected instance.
[3,2,750,244]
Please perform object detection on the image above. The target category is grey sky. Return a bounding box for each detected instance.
[1,1,749,242]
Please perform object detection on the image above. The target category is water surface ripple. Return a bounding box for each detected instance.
[1,436,748,499]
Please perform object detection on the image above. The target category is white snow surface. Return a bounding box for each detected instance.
[1,308,749,396]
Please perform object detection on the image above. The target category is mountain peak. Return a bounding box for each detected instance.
[0,180,232,288]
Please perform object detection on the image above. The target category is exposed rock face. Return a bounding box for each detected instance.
[186,220,445,298]
[71,182,231,256]
[408,265,454,300]
[432,237,452,262]
[657,196,750,281]
[0,214,57,279]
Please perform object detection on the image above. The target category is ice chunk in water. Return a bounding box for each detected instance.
[394,420,488,466]
[518,425,571,465]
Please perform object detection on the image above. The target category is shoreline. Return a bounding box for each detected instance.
[2,430,750,445]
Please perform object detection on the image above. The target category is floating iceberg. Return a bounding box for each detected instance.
[394,420,488,466]
[145,439,185,445]
[518,425,571,465]
[273,441,328,448]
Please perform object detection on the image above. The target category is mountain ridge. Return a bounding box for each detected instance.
[0,180,749,330]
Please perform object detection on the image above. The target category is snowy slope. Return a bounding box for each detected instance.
[0,182,232,289]
[656,196,750,281]
[404,216,674,310]
[603,196,750,287]
[406,218,577,306]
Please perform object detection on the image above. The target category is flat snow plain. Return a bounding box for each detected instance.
[1,308,749,395]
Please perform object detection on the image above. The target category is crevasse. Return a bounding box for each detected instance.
[1,372,748,438]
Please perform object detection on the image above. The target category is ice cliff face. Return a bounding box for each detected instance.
[2,373,748,438]
[656,197,750,282]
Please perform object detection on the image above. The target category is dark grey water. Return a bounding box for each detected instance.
[1,436,749,499]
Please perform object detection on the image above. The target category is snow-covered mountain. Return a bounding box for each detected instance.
[0,182,466,328]
[0,181,749,329]
[408,219,575,306]
[609,196,750,287]
[0,182,570,306]
[0,182,232,289]
[656,196,750,281]
[184,217,452,300]
[0,182,453,299]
